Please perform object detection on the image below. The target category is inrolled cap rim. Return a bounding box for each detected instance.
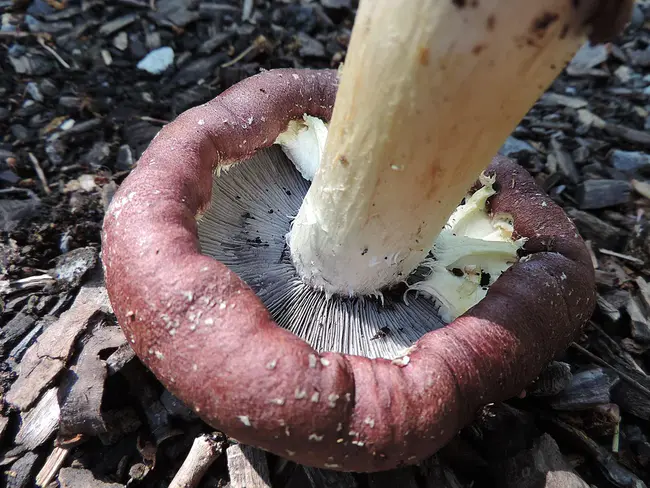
[101,68,596,472]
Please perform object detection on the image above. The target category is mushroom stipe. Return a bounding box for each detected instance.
[102,68,595,472]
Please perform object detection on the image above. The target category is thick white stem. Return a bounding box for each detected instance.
[288,0,602,296]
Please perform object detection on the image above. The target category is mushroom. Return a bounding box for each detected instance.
[102,0,633,473]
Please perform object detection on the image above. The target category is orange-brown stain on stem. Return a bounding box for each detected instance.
[472,44,486,55]
[425,160,443,200]
[418,47,430,66]
[486,14,496,31]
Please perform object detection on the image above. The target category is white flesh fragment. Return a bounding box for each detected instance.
[274,115,328,182]
[408,173,526,323]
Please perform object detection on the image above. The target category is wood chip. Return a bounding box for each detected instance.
[4,388,59,461]
[5,452,40,488]
[105,343,136,375]
[549,368,619,411]
[5,318,47,371]
[226,444,271,488]
[367,467,419,488]
[97,408,142,445]
[636,277,650,311]
[612,376,650,421]
[5,285,109,411]
[550,138,580,184]
[541,92,588,109]
[631,179,650,200]
[0,312,36,358]
[548,416,647,488]
[35,447,70,488]
[595,270,620,288]
[417,456,465,488]
[59,325,127,437]
[566,208,625,250]
[596,295,622,323]
[627,296,650,343]
[122,362,180,445]
[1,274,55,297]
[566,43,611,76]
[576,109,606,129]
[605,123,650,148]
[577,179,631,210]
[600,259,635,286]
[303,467,358,488]
[620,337,650,355]
[0,415,9,443]
[495,434,589,488]
[57,467,125,488]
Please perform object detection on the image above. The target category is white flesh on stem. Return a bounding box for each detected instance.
[285,0,603,297]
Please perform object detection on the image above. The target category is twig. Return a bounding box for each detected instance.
[37,36,71,70]
[570,342,650,398]
[612,419,620,454]
[221,36,267,68]
[168,433,225,488]
[138,115,171,125]
[28,152,51,195]
[115,0,150,7]
[0,31,50,39]
[598,248,645,265]
[589,320,648,376]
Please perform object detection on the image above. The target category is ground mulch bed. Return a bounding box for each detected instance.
[1,1,650,487]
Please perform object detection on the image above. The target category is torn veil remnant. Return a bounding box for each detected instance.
[102,0,633,474]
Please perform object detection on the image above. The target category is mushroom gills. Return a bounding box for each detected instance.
[197,126,523,359]
[197,145,444,360]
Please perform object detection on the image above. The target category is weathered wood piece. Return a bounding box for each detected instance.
[303,466,358,488]
[226,444,272,488]
[566,208,625,250]
[551,138,580,184]
[59,325,127,436]
[5,284,109,411]
[5,452,40,488]
[495,434,590,488]
[3,388,60,460]
[576,179,631,210]
[57,467,125,488]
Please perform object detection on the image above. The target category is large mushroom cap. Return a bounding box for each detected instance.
[102,68,596,472]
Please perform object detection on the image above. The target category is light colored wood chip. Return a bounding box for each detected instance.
[226,444,271,488]
[35,446,70,488]
[5,388,60,460]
